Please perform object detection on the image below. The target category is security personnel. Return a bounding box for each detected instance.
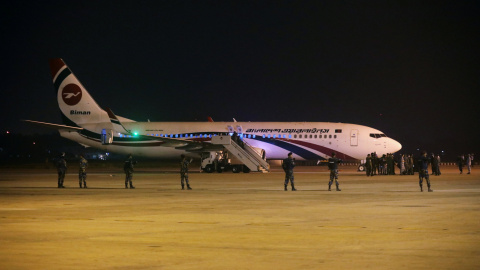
[456,155,465,174]
[282,152,296,191]
[180,154,193,190]
[79,154,88,188]
[55,152,67,188]
[418,151,433,192]
[430,153,437,176]
[124,154,137,189]
[328,152,342,191]
[365,154,373,176]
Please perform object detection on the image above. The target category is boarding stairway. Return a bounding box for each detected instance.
[211,135,270,173]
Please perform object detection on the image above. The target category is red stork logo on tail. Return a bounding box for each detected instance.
[62,84,82,105]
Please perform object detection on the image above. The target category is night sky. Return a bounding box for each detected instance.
[1,1,479,158]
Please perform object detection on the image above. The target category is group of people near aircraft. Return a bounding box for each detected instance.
[52,150,474,193]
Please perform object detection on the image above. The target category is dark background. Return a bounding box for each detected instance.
[1,1,478,161]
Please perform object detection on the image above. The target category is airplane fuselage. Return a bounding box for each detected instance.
[61,121,401,161]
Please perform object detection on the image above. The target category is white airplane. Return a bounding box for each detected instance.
[25,58,402,172]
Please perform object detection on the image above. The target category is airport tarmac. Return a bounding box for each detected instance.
[0,165,479,270]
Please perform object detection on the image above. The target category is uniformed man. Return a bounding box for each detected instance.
[418,151,433,192]
[79,154,88,188]
[431,153,440,176]
[124,154,137,189]
[282,152,296,191]
[180,154,193,190]
[430,153,438,176]
[365,154,373,176]
[55,152,67,188]
[399,154,405,175]
[456,155,465,174]
[328,152,342,191]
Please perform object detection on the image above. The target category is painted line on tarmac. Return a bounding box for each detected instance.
[435,189,480,193]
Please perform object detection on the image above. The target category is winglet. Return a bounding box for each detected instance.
[105,107,130,133]
[207,117,214,122]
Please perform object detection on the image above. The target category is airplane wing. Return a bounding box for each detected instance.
[22,120,83,131]
[106,108,222,153]
[134,134,223,152]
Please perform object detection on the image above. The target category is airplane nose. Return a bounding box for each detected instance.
[389,138,402,153]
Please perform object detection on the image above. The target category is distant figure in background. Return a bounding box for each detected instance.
[79,154,88,188]
[430,153,438,176]
[328,152,342,191]
[124,154,137,189]
[434,154,441,176]
[55,152,67,188]
[282,152,296,191]
[399,154,406,175]
[466,154,473,174]
[456,155,465,174]
[180,154,193,190]
[418,151,433,192]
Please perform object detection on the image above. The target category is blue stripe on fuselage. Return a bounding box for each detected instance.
[251,137,324,160]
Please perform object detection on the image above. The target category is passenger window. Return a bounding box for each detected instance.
[334,135,337,139]
[294,135,297,138]
[329,135,332,139]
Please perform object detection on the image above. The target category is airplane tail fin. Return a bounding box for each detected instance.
[49,58,110,127]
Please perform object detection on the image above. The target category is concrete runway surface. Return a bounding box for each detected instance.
[0,166,479,270]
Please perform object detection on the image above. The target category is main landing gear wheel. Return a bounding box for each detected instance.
[357,164,365,172]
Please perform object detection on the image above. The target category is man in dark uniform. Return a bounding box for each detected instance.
[328,152,342,191]
[124,154,137,189]
[365,154,373,176]
[456,155,465,174]
[418,151,433,192]
[79,154,88,188]
[409,154,415,175]
[55,152,67,188]
[282,152,296,191]
[180,154,193,190]
[372,152,378,175]
[387,153,396,175]
[430,153,438,176]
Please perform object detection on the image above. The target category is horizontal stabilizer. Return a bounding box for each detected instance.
[22,120,83,131]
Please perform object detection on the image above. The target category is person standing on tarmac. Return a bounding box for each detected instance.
[79,154,88,188]
[365,154,373,176]
[435,154,442,175]
[282,152,296,191]
[124,154,137,189]
[55,152,67,188]
[180,154,193,190]
[466,154,473,174]
[328,152,342,191]
[430,153,438,176]
[418,151,433,192]
[456,155,465,174]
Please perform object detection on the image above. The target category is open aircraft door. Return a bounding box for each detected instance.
[101,129,113,145]
[350,129,358,146]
